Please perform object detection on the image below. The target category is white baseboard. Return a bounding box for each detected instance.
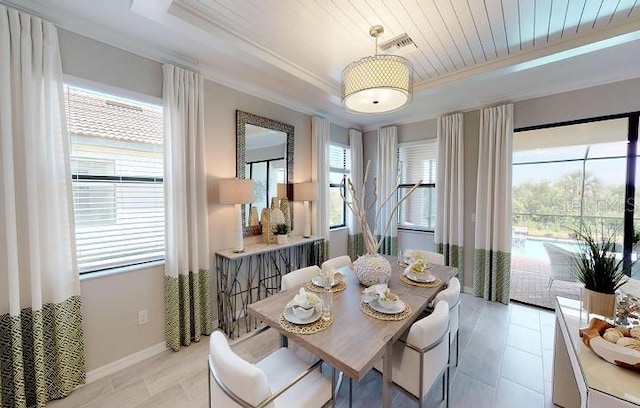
[463,286,474,294]
[85,342,167,384]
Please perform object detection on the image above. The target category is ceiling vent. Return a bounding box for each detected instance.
[379,33,417,55]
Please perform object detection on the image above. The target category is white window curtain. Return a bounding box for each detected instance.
[0,7,85,407]
[348,129,364,259]
[163,64,212,351]
[312,116,330,260]
[435,113,465,282]
[376,126,398,255]
[473,104,514,304]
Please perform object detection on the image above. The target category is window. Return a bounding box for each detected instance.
[329,144,350,228]
[65,85,164,273]
[245,158,286,222]
[397,141,437,230]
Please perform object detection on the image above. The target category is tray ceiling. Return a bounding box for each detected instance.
[7,0,640,129]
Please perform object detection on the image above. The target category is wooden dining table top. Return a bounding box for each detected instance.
[247,257,458,380]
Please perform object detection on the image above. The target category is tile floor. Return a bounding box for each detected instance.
[46,294,556,408]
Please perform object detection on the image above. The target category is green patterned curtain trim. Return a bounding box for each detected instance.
[347,233,364,260]
[473,248,511,304]
[165,269,213,352]
[376,235,397,256]
[436,243,464,284]
[1,296,85,408]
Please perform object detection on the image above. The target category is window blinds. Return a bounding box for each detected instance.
[398,142,437,184]
[65,85,164,273]
[397,141,437,229]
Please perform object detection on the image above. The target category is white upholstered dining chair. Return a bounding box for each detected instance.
[280,265,322,364]
[321,255,352,274]
[432,277,461,369]
[374,300,451,408]
[208,331,333,408]
[281,265,321,291]
[404,249,444,265]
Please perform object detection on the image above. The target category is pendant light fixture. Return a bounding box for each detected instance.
[341,25,414,114]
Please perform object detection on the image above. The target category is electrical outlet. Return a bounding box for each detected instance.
[138,309,148,325]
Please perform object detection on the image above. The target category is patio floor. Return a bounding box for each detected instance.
[510,255,581,310]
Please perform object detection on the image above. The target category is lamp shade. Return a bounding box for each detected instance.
[294,182,317,201]
[341,54,413,114]
[219,178,255,204]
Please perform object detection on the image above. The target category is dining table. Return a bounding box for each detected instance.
[247,256,458,408]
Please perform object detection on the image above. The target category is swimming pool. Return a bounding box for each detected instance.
[511,237,580,259]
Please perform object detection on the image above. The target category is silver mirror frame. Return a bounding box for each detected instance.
[236,110,294,236]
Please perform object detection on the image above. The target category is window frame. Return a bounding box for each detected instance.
[396,139,437,232]
[329,143,350,229]
[65,83,165,275]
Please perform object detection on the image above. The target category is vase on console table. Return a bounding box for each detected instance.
[341,161,422,287]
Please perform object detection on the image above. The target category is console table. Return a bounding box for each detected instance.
[553,297,640,407]
[215,236,324,338]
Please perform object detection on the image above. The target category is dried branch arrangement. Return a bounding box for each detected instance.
[340,161,422,255]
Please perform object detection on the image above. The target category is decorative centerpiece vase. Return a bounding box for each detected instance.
[341,161,422,287]
[353,254,391,286]
[248,207,259,226]
[261,208,274,244]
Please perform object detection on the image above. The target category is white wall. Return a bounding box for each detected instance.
[329,228,349,258]
[59,29,162,99]
[514,77,640,129]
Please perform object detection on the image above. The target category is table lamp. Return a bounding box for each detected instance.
[219,178,255,252]
[294,182,317,238]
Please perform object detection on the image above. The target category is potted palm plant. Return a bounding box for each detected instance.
[573,225,630,318]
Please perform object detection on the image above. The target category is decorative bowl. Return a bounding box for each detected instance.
[292,305,316,320]
[579,317,640,372]
[378,293,400,310]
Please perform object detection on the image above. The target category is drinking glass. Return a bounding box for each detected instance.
[322,270,333,321]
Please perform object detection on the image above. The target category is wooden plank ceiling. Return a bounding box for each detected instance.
[190,0,640,86]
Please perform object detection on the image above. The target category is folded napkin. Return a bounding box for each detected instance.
[286,287,320,309]
[362,284,393,303]
[318,267,345,282]
[405,259,428,275]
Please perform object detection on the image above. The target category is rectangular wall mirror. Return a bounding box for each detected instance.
[236,110,294,236]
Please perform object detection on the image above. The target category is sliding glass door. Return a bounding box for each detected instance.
[511,114,639,309]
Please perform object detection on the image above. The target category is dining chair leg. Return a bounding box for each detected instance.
[331,366,337,405]
[455,333,460,367]
[349,378,353,408]
[441,370,446,401]
[207,364,211,408]
[446,365,450,408]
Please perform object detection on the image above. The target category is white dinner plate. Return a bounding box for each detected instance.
[284,306,322,325]
[312,276,339,287]
[368,298,406,314]
[403,266,436,283]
